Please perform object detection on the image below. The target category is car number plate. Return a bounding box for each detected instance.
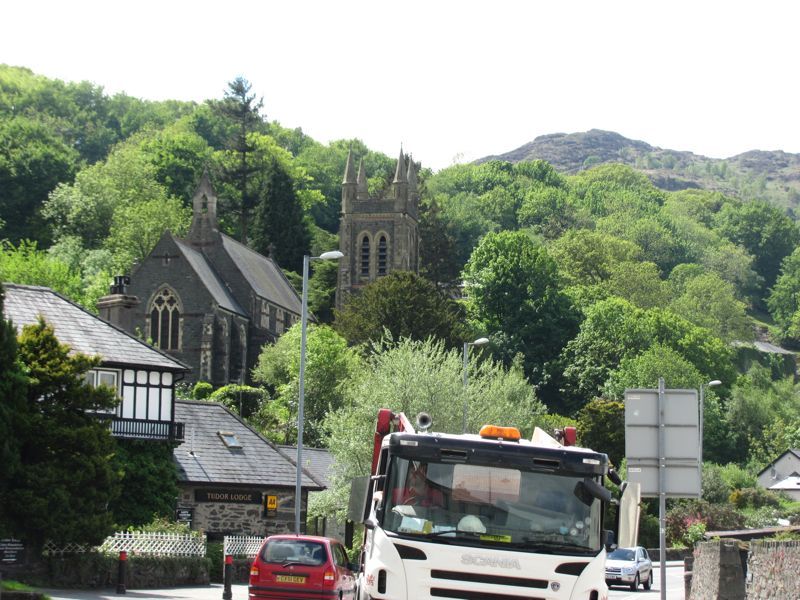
[276,575,306,584]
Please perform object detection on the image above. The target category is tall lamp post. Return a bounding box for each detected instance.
[462,337,489,433]
[699,379,722,462]
[295,250,343,535]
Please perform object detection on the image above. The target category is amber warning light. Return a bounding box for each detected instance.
[479,425,521,441]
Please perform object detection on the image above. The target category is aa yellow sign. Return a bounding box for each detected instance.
[266,495,278,511]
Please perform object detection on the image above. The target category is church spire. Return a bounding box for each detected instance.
[356,158,368,199]
[343,148,357,184]
[393,147,407,183]
[407,155,417,191]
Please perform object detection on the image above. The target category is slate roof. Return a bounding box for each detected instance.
[2,283,188,371]
[173,237,247,317]
[279,445,335,489]
[220,234,302,313]
[174,400,324,489]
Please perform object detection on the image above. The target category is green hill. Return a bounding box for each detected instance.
[478,129,800,215]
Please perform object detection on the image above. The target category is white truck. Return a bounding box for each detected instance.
[350,409,628,600]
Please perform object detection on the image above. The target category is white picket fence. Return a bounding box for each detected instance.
[224,534,266,558]
[43,531,206,557]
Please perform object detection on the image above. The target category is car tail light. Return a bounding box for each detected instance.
[250,566,259,577]
[323,569,335,585]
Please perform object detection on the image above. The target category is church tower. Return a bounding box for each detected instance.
[335,148,420,308]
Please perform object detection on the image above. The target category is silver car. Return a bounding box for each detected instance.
[605,546,653,590]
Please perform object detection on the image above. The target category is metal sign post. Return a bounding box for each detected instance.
[625,380,701,600]
[657,378,666,600]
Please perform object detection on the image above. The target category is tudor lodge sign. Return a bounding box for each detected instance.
[195,489,261,504]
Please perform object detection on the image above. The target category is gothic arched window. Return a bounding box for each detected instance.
[150,288,181,350]
[360,234,371,276]
[377,234,388,276]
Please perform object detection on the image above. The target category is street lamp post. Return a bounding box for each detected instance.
[295,250,343,535]
[699,379,722,462]
[462,337,489,433]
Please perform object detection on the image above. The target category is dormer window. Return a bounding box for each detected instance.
[218,431,242,449]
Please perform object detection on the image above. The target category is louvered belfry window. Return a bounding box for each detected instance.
[150,288,181,350]
[377,235,388,275]
[360,235,370,276]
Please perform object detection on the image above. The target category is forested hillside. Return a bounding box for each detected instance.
[478,129,800,214]
[4,65,800,545]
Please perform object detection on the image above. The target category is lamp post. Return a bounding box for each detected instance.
[295,250,343,535]
[699,379,722,462]
[462,337,489,433]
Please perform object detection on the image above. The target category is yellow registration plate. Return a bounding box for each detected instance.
[276,575,306,584]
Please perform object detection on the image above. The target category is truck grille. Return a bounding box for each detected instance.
[430,570,548,600]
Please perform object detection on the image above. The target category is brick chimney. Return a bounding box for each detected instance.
[97,275,139,333]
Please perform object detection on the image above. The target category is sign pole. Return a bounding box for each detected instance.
[658,377,666,600]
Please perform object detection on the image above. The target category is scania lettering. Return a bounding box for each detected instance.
[350,409,629,600]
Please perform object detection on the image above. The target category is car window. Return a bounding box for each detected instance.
[642,548,650,560]
[332,543,348,566]
[608,548,635,561]
[263,540,327,566]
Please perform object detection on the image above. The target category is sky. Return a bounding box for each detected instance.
[2,0,799,171]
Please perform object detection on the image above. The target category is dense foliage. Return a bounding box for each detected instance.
[5,65,800,547]
[2,318,119,550]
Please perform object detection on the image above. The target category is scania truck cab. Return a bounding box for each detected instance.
[353,410,618,600]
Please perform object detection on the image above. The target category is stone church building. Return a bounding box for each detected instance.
[98,147,420,386]
[98,173,302,386]
[335,148,420,307]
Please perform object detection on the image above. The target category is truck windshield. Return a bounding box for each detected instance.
[381,456,602,554]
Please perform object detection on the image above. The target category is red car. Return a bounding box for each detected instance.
[249,534,357,600]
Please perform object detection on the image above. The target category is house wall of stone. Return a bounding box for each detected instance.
[177,485,307,538]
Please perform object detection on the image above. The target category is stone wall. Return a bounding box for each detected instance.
[179,485,302,537]
[689,539,800,600]
[689,539,746,600]
[746,540,800,600]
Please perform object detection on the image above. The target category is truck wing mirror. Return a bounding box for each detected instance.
[574,478,612,506]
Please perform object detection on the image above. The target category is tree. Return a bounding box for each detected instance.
[250,155,311,273]
[603,344,703,400]
[547,229,641,287]
[252,323,360,446]
[714,199,800,301]
[576,399,624,466]
[768,247,800,344]
[463,231,580,390]
[667,272,753,343]
[0,240,85,302]
[0,284,26,537]
[109,440,179,528]
[42,137,176,249]
[315,336,544,519]
[3,318,119,551]
[334,271,469,349]
[213,77,266,241]
[104,196,191,272]
[0,115,79,244]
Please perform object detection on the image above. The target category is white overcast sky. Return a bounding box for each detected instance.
[2,0,798,171]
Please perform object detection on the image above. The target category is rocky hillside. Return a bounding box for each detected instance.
[478,130,800,214]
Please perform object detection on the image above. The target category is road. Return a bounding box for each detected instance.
[39,564,685,600]
[608,563,685,600]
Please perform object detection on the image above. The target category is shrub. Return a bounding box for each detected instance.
[207,541,223,583]
[702,464,732,504]
[729,487,781,509]
[192,381,213,400]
